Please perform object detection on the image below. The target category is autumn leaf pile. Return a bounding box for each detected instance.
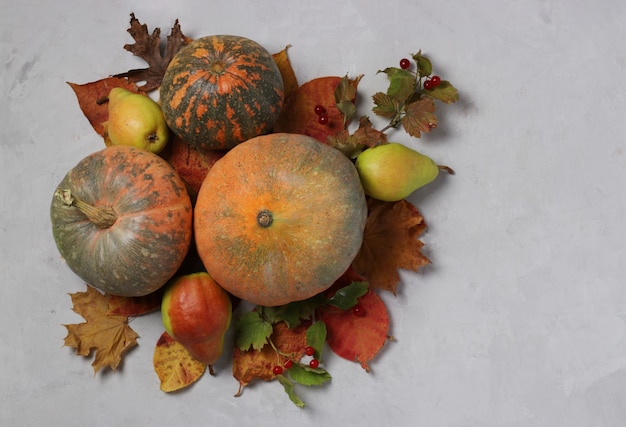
[62,13,458,406]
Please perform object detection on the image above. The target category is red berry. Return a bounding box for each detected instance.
[399,58,410,69]
[309,359,320,369]
[430,75,441,86]
[423,79,434,90]
[305,346,315,356]
[273,365,283,375]
[352,304,366,317]
[314,105,327,116]
[318,115,329,125]
[283,359,293,369]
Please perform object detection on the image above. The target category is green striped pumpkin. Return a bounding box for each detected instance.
[160,35,284,151]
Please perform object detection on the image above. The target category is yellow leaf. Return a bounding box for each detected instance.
[153,332,207,392]
[272,45,299,101]
[63,286,139,374]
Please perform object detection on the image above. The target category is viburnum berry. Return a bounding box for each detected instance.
[305,346,315,356]
[273,365,283,375]
[352,304,366,317]
[283,359,293,369]
[430,75,441,86]
[423,79,434,90]
[318,115,329,125]
[399,58,411,69]
[309,359,320,369]
[314,105,327,116]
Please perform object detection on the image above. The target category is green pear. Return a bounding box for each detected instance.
[355,143,452,202]
[105,87,169,154]
[161,272,232,374]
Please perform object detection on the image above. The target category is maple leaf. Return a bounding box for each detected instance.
[63,286,139,374]
[67,77,139,137]
[352,199,430,294]
[113,13,191,92]
[153,331,206,392]
[317,289,390,372]
[401,96,437,138]
[272,45,299,101]
[273,76,360,144]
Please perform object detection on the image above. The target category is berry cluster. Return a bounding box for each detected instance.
[314,104,329,125]
[423,75,441,90]
[272,346,320,375]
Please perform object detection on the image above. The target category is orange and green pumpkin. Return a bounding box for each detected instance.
[50,145,193,297]
[193,133,367,307]
[159,35,284,151]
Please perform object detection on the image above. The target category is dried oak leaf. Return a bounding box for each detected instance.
[106,288,164,316]
[317,289,389,372]
[113,13,192,92]
[153,331,206,392]
[233,320,310,397]
[272,45,299,101]
[273,76,360,144]
[67,77,139,137]
[352,199,430,294]
[63,286,139,374]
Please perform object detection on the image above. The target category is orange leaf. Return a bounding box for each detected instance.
[317,289,389,372]
[273,76,356,144]
[67,77,138,137]
[352,199,430,294]
[63,286,139,374]
[272,45,299,101]
[153,331,207,392]
[233,320,309,395]
[106,288,164,316]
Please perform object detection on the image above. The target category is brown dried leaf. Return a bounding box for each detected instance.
[272,45,299,101]
[67,77,139,137]
[113,13,192,92]
[106,288,164,316]
[352,199,430,294]
[153,331,207,392]
[402,97,437,138]
[63,286,139,374]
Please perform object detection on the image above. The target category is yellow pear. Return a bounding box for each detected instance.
[355,143,452,202]
[105,87,169,153]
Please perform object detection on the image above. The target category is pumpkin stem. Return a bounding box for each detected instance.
[256,210,273,228]
[55,188,118,229]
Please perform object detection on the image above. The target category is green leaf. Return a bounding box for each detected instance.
[288,363,332,386]
[372,92,399,118]
[305,321,327,360]
[378,67,416,100]
[277,375,306,408]
[425,80,459,103]
[337,99,357,124]
[334,74,359,103]
[234,311,273,351]
[327,281,369,310]
[412,51,432,77]
[274,294,326,328]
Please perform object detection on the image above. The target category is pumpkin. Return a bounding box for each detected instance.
[159,35,284,151]
[50,145,193,297]
[194,133,367,306]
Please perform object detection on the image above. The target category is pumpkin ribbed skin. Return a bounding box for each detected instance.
[160,35,284,151]
[50,146,193,297]
[194,133,367,306]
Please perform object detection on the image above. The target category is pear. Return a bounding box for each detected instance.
[105,87,169,153]
[355,143,453,202]
[161,272,232,374]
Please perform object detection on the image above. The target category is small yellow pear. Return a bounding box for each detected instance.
[355,143,452,201]
[106,87,169,153]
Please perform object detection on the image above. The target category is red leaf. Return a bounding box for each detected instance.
[317,289,389,372]
[106,288,164,316]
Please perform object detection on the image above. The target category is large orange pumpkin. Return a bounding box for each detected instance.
[50,146,193,297]
[194,133,367,306]
[159,35,284,151]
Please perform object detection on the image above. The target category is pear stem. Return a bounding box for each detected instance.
[55,188,118,229]
[438,165,455,175]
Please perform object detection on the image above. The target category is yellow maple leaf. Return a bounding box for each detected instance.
[63,286,139,374]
